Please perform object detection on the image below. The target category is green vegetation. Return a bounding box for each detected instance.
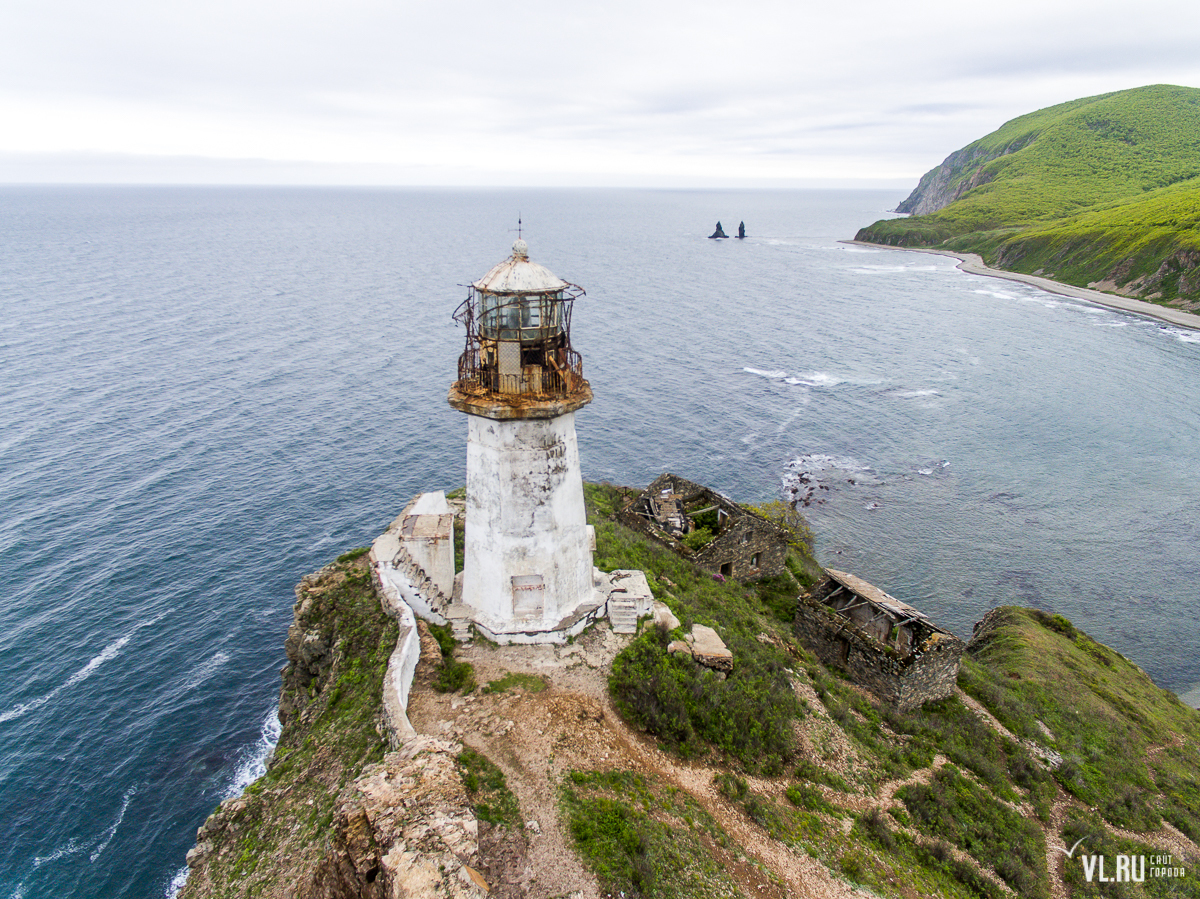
[428,622,475,694]
[898,764,1049,897]
[195,481,1200,899]
[586,482,818,774]
[1061,808,1200,898]
[561,769,744,899]
[856,84,1200,304]
[480,670,547,694]
[609,624,800,772]
[680,526,715,550]
[962,607,1200,836]
[457,748,521,827]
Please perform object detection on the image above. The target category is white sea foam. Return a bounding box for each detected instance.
[786,453,872,475]
[975,289,1017,301]
[1163,327,1200,344]
[742,367,787,380]
[89,786,136,862]
[787,371,844,388]
[0,608,174,724]
[895,389,940,398]
[33,785,138,870]
[0,635,130,724]
[179,651,230,694]
[33,838,88,869]
[166,866,190,899]
[221,709,282,801]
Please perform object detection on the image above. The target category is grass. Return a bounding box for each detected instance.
[897,764,1050,898]
[457,748,521,827]
[561,769,743,899]
[428,621,476,693]
[586,482,818,775]
[609,624,800,773]
[1060,808,1200,898]
[961,607,1200,836]
[855,84,1200,302]
[481,671,547,694]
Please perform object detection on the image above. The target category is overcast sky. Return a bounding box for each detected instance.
[3,0,1199,186]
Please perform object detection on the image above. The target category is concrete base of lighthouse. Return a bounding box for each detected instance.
[458,411,604,643]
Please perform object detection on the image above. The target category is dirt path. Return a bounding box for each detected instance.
[406,624,884,899]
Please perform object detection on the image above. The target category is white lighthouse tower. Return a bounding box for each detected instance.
[448,238,602,642]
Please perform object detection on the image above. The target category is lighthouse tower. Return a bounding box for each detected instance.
[448,239,601,642]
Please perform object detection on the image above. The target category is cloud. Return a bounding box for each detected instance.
[1,0,1198,184]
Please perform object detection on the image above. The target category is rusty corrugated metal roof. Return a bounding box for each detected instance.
[825,568,932,624]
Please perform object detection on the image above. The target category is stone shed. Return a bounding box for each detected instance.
[794,569,965,710]
[617,473,789,581]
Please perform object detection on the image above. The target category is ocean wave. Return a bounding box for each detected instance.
[894,389,940,398]
[975,288,1018,301]
[0,608,174,725]
[221,709,282,801]
[166,866,190,899]
[1162,327,1200,344]
[785,453,873,475]
[787,371,883,388]
[179,651,231,694]
[31,785,137,876]
[89,786,136,863]
[33,838,89,869]
[0,636,130,725]
[848,264,939,274]
[742,367,787,380]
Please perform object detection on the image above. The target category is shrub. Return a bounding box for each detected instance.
[681,527,714,550]
[609,627,799,772]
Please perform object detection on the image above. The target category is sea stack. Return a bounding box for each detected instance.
[447,239,602,642]
[708,221,728,239]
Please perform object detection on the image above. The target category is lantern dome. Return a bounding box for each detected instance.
[472,240,567,295]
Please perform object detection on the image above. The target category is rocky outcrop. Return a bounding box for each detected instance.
[895,133,1037,217]
[304,736,489,899]
[708,221,728,239]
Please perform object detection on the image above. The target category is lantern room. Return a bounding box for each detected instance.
[452,239,588,402]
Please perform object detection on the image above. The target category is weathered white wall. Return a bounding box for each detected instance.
[368,549,422,743]
[462,412,594,634]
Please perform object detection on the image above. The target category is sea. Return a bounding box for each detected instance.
[2,186,1199,898]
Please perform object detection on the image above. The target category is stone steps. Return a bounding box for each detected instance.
[608,597,640,634]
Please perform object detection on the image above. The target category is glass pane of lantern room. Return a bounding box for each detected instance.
[521,299,541,330]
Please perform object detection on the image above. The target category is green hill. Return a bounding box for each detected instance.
[856,84,1200,307]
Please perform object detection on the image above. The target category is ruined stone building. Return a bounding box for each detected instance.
[617,473,789,581]
[794,569,965,710]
